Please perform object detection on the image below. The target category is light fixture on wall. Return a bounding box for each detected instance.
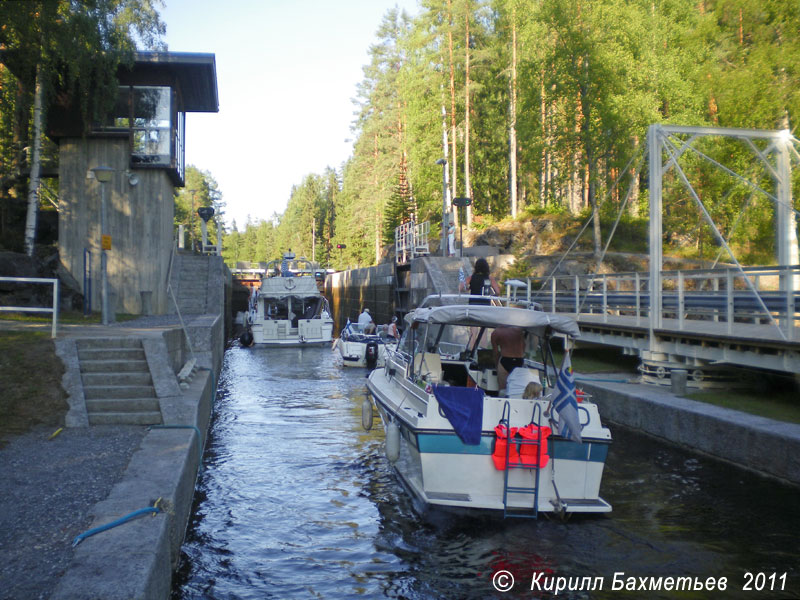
[126,170,139,186]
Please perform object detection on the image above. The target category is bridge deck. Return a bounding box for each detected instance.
[575,313,800,373]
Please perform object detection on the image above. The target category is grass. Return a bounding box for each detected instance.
[548,345,640,375]
[0,330,67,440]
[0,310,138,325]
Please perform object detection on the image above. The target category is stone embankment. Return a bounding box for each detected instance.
[0,314,223,599]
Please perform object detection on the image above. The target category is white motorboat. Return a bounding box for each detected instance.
[365,295,612,518]
[335,321,393,369]
[240,252,334,346]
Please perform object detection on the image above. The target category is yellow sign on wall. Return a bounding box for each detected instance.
[101,235,112,250]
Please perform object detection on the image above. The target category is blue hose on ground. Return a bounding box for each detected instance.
[72,505,160,547]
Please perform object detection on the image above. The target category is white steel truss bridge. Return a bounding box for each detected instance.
[513,125,800,385]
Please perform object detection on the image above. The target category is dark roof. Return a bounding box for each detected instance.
[125,52,218,113]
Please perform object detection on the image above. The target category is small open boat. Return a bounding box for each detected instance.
[335,321,393,369]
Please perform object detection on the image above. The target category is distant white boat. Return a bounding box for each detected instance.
[365,294,612,518]
[335,321,395,369]
[240,252,334,346]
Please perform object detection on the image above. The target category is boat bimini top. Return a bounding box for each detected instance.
[405,304,581,339]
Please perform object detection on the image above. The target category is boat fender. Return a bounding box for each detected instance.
[365,341,380,370]
[386,421,400,463]
[240,330,254,347]
[361,397,374,431]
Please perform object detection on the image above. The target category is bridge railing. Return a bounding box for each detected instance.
[395,220,430,264]
[523,265,798,340]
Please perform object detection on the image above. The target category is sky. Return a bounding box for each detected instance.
[160,0,420,230]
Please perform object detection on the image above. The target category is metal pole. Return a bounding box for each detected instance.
[52,279,59,338]
[190,190,196,252]
[648,125,663,341]
[436,159,448,257]
[100,182,109,325]
[200,219,209,251]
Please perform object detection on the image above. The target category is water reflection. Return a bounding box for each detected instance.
[172,346,799,599]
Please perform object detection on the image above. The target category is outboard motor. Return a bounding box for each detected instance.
[240,329,254,347]
[365,341,379,370]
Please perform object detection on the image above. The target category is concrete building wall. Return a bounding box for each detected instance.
[58,137,174,315]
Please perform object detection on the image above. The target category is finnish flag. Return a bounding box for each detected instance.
[553,351,582,443]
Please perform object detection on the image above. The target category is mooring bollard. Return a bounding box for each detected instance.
[671,368,688,395]
[140,290,153,316]
[108,291,117,324]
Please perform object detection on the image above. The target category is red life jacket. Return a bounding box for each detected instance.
[492,423,551,470]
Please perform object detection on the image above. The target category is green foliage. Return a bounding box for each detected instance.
[0,0,166,251]
[175,166,225,250]
[223,0,800,271]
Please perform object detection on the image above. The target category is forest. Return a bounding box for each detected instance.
[1,0,799,272]
[223,0,800,272]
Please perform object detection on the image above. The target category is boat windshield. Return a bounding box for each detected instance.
[263,295,324,320]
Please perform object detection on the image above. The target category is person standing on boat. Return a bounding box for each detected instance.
[459,258,500,305]
[491,325,526,393]
[358,307,376,334]
[387,316,400,340]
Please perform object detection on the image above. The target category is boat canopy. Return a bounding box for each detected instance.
[406,304,581,339]
[258,276,320,296]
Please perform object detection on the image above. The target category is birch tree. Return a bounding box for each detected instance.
[0,0,165,256]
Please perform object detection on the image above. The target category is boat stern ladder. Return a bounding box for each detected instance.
[501,401,546,519]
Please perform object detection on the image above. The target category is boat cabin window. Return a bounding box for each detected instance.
[265,299,289,320]
[296,296,323,319]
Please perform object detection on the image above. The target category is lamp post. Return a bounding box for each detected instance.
[188,189,198,251]
[436,158,448,257]
[92,166,114,325]
[453,197,471,258]
[197,206,215,253]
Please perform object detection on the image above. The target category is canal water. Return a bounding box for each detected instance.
[172,345,799,599]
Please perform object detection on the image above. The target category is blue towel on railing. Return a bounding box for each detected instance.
[432,386,485,445]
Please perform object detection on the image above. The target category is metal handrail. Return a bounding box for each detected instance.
[522,265,799,340]
[0,277,60,338]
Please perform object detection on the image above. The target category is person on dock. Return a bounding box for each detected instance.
[459,258,500,305]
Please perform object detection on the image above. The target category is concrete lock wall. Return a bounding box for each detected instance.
[326,263,395,332]
[58,137,175,316]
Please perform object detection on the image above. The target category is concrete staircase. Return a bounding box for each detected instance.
[172,253,210,315]
[424,257,473,295]
[77,338,162,425]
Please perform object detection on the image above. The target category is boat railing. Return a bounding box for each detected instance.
[418,293,542,310]
[436,341,465,359]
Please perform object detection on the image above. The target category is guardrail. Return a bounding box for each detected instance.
[395,220,430,264]
[0,277,60,338]
[521,265,799,341]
